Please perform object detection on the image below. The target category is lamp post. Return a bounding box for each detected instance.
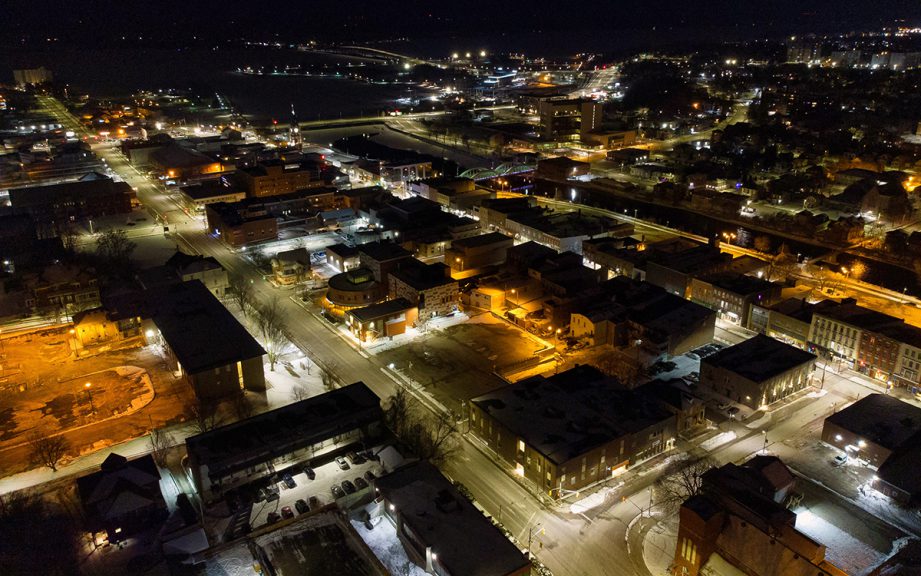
[762,430,768,455]
[85,382,96,415]
[527,522,543,558]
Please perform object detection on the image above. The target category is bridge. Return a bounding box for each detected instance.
[459,163,536,181]
[337,46,440,67]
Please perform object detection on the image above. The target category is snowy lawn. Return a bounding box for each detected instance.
[352,518,427,576]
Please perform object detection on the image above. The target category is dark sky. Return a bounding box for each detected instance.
[3,0,921,44]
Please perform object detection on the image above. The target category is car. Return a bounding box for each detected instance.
[265,485,280,501]
[347,451,366,465]
[362,449,379,462]
[255,488,268,503]
[331,484,345,499]
[364,470,376,482]
[685,352,701,361]
[282,473,296,489]
[341,480,356,494]
[833,454,848,467]
[302,465,316,480]
[336,456,350,470]
[295,499,310,514]
[727,407,740,418]
[309,496,320,508]
[267,512,281,524]
[281,506,294,520]
[354,477,368,490]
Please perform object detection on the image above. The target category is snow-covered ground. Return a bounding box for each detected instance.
[795,509,885,575]
[699,431,737,452]
[353,517,427,576]
[198,541,256,576]
[263,356,328,409]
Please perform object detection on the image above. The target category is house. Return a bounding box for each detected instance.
[271,248,311,286]
[77,453,167,543]
[699,334,816,409]
[373,461,531,576]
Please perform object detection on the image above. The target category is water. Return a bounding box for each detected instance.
[0,46,407,122]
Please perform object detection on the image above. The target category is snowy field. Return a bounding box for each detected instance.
[795,509,885,575]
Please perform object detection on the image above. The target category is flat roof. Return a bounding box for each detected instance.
[472,366,673,465]
[389,261,455,291]
[814,301,902,332]
[357,241,412,263]
[374,461,530,576]
[186,382,381,478]
[325,243,359,258]
[702,334,815,383]
[151,280,265,373]
[826,394,921,451]
[450,231,514,249]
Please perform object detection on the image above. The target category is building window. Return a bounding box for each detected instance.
[681,538,698,564]
[518,439,525,453]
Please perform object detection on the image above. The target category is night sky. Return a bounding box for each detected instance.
[3,0,921,44]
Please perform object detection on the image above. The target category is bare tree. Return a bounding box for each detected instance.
[753,235,772,254]
[256,298,288,371]
[847,260,868,282]
[227,273,254,318]
[149,428,175,467]
[290,384,311,402]
[187,398,221,434]
[95,228,136,269]
[384,388,460,466]
[320,361,340,390]
[231,391,256,420]
[653,457,717,513]
[28,431,69,472]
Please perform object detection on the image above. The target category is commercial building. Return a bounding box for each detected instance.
[205,202,278,247]
[13,66,53,86]
[388,261,459,318]
[150,143,224,181]
[325,243,360,272]
[470,366,676,496]
[699,334,816,409]
[373,461,531,576]
[408,176,492,210]
[505,209,630,254]
[538,97,603,141]
[179,178,247,213]
[186,382,383,502]
[24,263,101,317]
[150,281,265,400]
[76,453,167,544]
[325,268,387,314]
[237,159,326,198]
[821,393,921,468]
[687,273,780,327]
[445,232,514,278]
[749,298,835,348]
[807,299,903,367]
[674,456,846,576]
[358,241,413,284]
[8,174,135,238]
[644,240,732,298]
[345,297,418,342]
[535,156,591,180]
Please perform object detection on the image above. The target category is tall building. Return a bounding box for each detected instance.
[538,97,603,141]
[13,66,53,86]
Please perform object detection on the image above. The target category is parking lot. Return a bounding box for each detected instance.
[220,447,387,539]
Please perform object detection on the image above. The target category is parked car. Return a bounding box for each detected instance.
[295,499,310,514]
[265,485,280,501]
[331,484,345,498]
[348,451,367,465]
[336,456,350,470]
[354,477,368,490]
[302,465,316,480]
[363,470,376,482]
[341,480,356,494]
[361,449,378,462]
[281,506,294,520]
[833,454,848,467]
[255,488,268,502]
[282,473,297,489]
[267,512,281,524]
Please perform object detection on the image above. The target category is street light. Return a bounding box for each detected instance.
[762,430,768,455]
[85,382,96,415]
[527,522,543,557]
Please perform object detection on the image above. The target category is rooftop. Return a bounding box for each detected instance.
[390,260,455,291]
[150,280,265,373]
[826,394,921,451]
[348,297,415,323]
[357,241,412,263]
[374,461,530,576]
[450,231,515,250]
[186,382,381,478]
[472,366,673,465]
[814,300,903,332]
[702,334,816,383]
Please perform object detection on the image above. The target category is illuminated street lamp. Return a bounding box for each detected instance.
[85,382,96,415]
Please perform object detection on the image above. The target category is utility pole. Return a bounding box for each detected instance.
[527,522,543,558]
